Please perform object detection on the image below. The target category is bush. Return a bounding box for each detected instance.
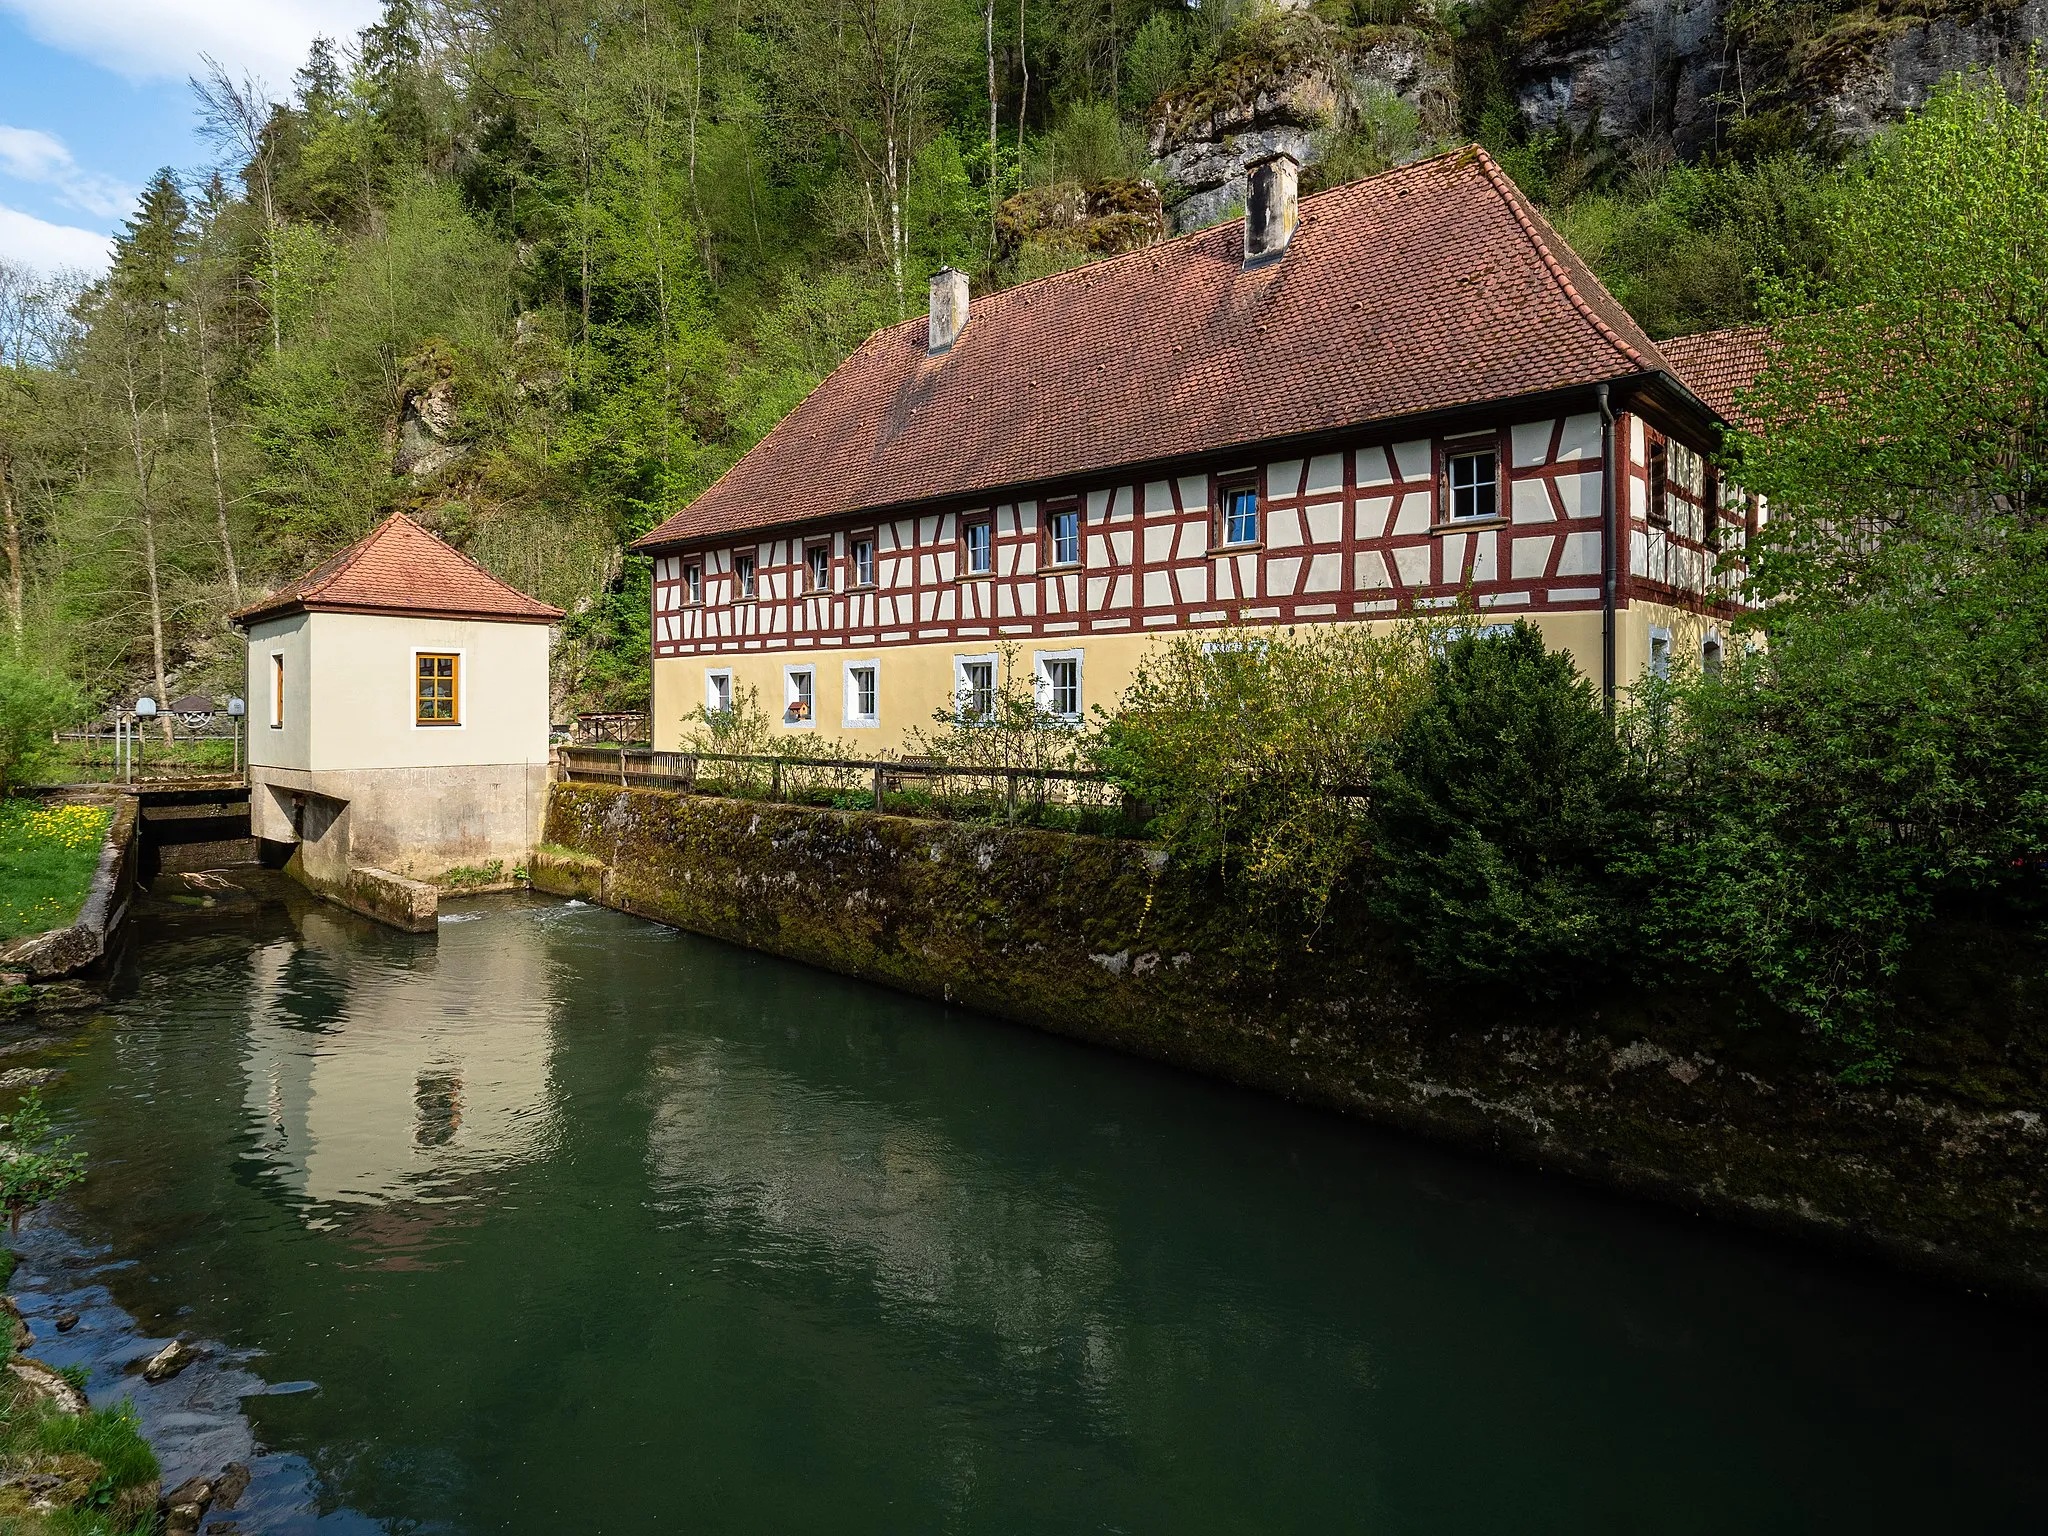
[0,662,82,794]
[1094,624,1431,933]
[1367,624,1644,997]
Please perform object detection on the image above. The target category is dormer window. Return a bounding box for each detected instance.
[1445,442,1499,522]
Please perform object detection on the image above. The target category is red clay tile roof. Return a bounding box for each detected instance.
[636,145,1679,552]
[1660,324,1773,431]
[232,513,564,627]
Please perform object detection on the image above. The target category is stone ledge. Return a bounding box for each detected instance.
[288,855,438,933]
[529,846,605,903]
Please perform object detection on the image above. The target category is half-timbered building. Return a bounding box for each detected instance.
[632,146,1750,748]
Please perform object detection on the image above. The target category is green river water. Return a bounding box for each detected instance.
[13,883,2048,1533]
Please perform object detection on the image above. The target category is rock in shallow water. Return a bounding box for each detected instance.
[54,1310,77,1332]
[141,1337,195,1382]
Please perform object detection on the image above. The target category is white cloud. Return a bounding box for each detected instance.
[0,201,112,276]
[0,126,134,219]
[0,0,381,88]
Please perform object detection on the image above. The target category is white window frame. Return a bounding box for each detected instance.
[805,541,832,594]
[269,651,285,729]
[1446,443,1500,522]
[734,551,757,600]
[962,519,993,578]
[852,537,875,588]
[1046,504,1081,567]
[842,659,881,729]
[1033,647,1084,722]
[683,561,703,605]
[1648,626,1673,679]
[1701,630,1724,676]
[410,646,466,731]
[783,665,817,727]
[705,668,734,715]
[953,651,997,721]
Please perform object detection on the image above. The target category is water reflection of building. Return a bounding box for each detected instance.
[644,1044,1129,1416]
[242,905,558,1230]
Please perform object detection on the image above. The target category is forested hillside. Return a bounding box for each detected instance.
[0,0,2008,719]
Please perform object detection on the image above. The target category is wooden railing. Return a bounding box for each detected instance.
[555,745,1137,827]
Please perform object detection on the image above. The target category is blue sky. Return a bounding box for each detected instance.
[0,0,379,276]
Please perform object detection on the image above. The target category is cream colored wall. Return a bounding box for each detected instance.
[303,611,552,772]
[246,614,313,771]
[650,609,1627,755]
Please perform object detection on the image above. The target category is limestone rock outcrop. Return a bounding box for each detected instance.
[1149,16,1451,232]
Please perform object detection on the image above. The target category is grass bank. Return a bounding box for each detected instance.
[0,1248,157,1533]
[0,804,112,944]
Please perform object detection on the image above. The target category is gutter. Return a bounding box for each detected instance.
[1598,382,1617,718]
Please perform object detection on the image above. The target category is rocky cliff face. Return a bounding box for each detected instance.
[1149,17,1453,232]
[1150,0,2046,229]
[1519,0,2046,154]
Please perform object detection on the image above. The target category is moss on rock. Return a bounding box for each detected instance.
[545,783,2048,1299]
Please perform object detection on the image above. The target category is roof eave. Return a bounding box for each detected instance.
[630,374,1666,553]
[234,599,562,629]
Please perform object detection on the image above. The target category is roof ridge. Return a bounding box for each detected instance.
[957,148,1468,315]
[1467,145,1654,374]
[386,510,555,604]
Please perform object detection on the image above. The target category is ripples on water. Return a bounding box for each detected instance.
[15,883,2048,1534]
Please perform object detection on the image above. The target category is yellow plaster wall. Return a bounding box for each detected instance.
[651,607,1673,755]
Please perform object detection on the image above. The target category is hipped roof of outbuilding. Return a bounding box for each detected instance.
[231,512,564,628]
[634,144,1718,554]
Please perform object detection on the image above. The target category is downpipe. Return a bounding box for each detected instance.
[1598,383,1617,719]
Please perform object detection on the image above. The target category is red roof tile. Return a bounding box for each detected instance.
[1660,325,1773,431]
[232,513,564,627]
[636,145,1677,552]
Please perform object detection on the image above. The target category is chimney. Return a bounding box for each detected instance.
[928,266,970,354]
[1243,151,1300,266]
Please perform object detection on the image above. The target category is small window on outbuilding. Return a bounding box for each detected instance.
[269,653,284,729]
[417,653,459,726]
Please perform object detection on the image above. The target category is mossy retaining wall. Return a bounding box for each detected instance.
[543,782,2048,1300]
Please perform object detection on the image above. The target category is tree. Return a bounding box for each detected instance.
[1628,70,2048,1064]
[1368,625,1645,998]
[0,660,81,794]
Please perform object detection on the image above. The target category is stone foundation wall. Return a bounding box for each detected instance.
[542,782,2048,1300]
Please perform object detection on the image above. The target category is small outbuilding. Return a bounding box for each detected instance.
[232,513,563,925]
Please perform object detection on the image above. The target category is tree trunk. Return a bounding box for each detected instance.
[194,306,241,606]
[120,354,173,744]
[0,440,22,652]
[986,0,999,255]
[1017,0,1029,150]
